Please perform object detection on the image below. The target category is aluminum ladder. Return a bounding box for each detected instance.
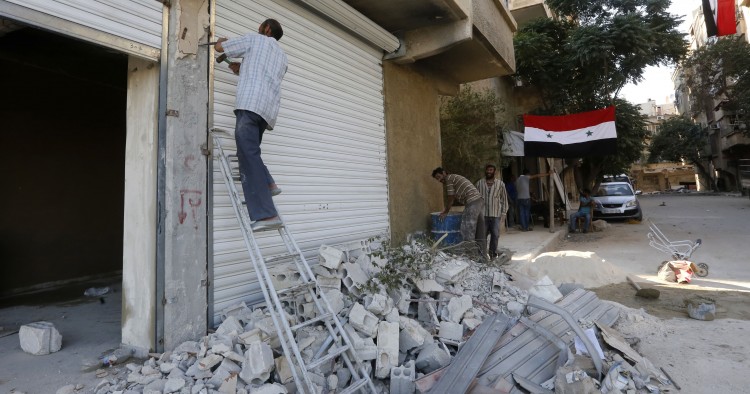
[210,128,376,394]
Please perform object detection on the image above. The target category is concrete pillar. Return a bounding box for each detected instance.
[160,0,211,350]
[121,56,159,351]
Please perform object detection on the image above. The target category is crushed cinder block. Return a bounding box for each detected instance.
[463,318,482,331]
[506,301,525,317]
[389,286,414,315]
[319,245,345,270]
[323,289,345,315]
[375,321,400,379]
[528,276,563,303]
[164,377,185,393]
[216,316,244,337]
[252,383,288,394]
[441,295,472,323]
[275,356,295,385]
[268,265,303,291]
[340,262,369,296]
[19,321,62,355]
[197,354,223,370]
[349,303,379,337]
[436,259,471,284]
[417,298,439,326]
[398,317,431,352]
[218,374,237,393]
[240,341,274,385]
[384,306,400,323]
[492,271,505,292]
[389,360,416,394]
[438,321,464,341]
[415,341,451,373]
[317,275,342,291]
[238,327,263,345]
[365,293,391,316]
[357,253,385,276]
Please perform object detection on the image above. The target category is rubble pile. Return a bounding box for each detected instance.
[76,239,681,394]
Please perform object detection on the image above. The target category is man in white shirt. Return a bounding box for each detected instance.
[215,19,288,231]
[517,168,549,231]
[476,164,508,259]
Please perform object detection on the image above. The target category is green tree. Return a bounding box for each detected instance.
[514,0,687,190]
[439,86,504,181]
[648,116,715,190]
[683,36,750,135]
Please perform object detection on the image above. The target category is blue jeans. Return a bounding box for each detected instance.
[518,198,531,231]
[234,110,276,221]
[485,216,500,257]
[569,211,590,232]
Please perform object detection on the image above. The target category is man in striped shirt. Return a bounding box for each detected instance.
[476,164,509,259]
[215,19,288,232]
[432,167,487,260]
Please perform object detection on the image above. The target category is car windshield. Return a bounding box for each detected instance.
[595,184,633,197]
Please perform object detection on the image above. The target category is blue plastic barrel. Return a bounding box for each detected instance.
[431,212,463,245]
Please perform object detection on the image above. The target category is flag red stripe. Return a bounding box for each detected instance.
[717,0,736,36]
[523,106,615,132]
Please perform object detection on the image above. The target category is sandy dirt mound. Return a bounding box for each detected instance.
[511,250,628,288]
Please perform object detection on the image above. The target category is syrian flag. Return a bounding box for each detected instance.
[703,0,736,37]
[523,106,617,158]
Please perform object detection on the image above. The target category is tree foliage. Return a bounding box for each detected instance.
[683,36,750,134]
[648,116,714,190]
[439,87,504,181]
[513,0,687,190]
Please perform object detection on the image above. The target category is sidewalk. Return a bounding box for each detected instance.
[500,226,566,263]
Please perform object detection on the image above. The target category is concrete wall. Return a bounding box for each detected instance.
[121,56,159,351]
[383,62,444,243]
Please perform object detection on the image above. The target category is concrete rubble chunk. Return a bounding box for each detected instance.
[413,278,444,294]
[274,356,295,385]
[220,301,248,322]
[349,303,379,337]
[463,318,482,331]
[438,321,464,341]
[415,341,452,373]
[143,378,166,393]
[506,300,525,317]
[441,295,472,323]
[375,321,400,379]
[318,245,345,270]
[197,353,223,370]
[528,275,564,303]
[174,340,200,355]
[389,360,416,394]
[365,293,390,316]
[269,265,303,291]
[398,317,431,352]
[164,377,186,393]
[216,316,244,336]
[316,275,342,291]
[253,383,289,394]
[56,385,76,394]
[436,259,471,284]
[492,271,505,292]
[19,321,62,355]
[218,374,238,393]
[238,328,262,345]
[240,341,274,385]
[323,289,345,315]
[390,286,414,315]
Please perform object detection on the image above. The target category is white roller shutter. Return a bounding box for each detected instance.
[2,0,161,58]
[211,0,389,323]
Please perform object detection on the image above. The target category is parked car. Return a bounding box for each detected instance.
[602,173,632,186]
[592,182,643,221]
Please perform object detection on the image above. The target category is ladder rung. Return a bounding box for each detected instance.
[338,378,370,394]
[291,313,332,331]
[306,345,351,371]
[277,280,315,296]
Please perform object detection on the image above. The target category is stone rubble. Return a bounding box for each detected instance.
[66,239,681,394]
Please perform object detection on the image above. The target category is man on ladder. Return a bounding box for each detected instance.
[215,18,287,231]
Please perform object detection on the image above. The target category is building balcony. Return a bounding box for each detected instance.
[344,0,517,83]
[721,129,750,153]
[509,0,553,27]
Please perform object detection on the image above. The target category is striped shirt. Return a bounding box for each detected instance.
[445,174,482,205]
[476,178,509,218]
[222,33,288,130]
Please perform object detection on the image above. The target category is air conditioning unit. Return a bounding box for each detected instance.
[710,124,720,130]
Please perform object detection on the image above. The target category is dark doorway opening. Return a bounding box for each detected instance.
[0,23,128,302]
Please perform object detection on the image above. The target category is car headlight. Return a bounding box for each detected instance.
[625,199,637,208]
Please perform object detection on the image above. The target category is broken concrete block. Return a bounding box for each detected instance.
[297,302,317,320]
[413,278,444,294]
[252,383,288,394]
[436,259,471,284]
[238,327,263,345]
[390,360,416,394]
[528,276,563,303]
[385,306,400,323]
[322,289,345,315]
[492,271,505,292]
[197,354,223,371]
[318,245,345,270]
[275,356,295,385]
[415,341,451,373]
[365,293,390,316]
[356,253,384,275]
[337,367,352,390]
[19,321,62,355]
[216,316,244,337]
[240,341,274,385]
[438,321,464,342]
[506,301,525,317]
[375,321,400,379]
[218,374,237,393]
[417,298,439,325]
[316,275,342,291]
[441,294,472,323]
[269,265,302,291]
[349,303,379,337]
[390,286,414,315]
[164,377,185,393]
[341,262,369,296]
[462,318,482,331]
[398,317,431,352]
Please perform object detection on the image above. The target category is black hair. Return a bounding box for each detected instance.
[522,168,530,175]
[485,164,496,170]
[432,167,445,177]
[262,19,284,40]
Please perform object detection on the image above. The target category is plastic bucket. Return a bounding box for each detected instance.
[431,212,463,245]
